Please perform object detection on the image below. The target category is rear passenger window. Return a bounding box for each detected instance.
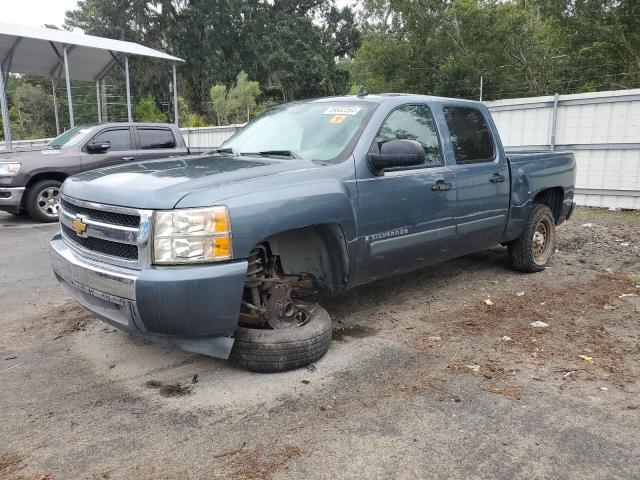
[138,128,176,149]
[92,129,131,151]
[374,105,443,167]
[443,106,494,164]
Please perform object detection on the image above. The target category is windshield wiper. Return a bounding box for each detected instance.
[240,150,300,159]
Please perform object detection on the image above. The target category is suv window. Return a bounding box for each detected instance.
[138,128,176,150]
[92,128,131,151]
[443,106,494,164]
[374,105,443,168]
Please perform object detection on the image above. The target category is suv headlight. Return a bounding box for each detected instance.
[153,206,232,264]
[0,162,21,176]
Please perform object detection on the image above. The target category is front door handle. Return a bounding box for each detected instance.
[431,180,453,192]
[122,156,135,161]
[489,173,505,183]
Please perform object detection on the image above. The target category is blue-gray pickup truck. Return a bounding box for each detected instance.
[49,93,576,372]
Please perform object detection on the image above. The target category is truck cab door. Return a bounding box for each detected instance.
[135,126,184,161]
[442,106,510,254]
[81,127,138,172]
[354,104,457,283]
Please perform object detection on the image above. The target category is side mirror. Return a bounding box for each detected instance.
[87,140,111,152]
[367,139,425,176]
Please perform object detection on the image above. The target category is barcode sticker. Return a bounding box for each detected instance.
[323,106,361,116]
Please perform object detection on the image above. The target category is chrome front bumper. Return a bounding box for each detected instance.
[0,186,25,211]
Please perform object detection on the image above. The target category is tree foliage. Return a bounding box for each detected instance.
[210,71,262,125]
[352,0,640,100]
[3,0,640,141]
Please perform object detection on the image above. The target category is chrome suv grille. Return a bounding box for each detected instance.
[58,195,153,268]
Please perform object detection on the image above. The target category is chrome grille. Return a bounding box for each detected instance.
[58,195,153,268]
[61,198,140,228]
[61,224,139,260]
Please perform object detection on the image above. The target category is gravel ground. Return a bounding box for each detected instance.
[1,208,639,480]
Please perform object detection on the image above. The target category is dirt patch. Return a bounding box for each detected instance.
[0,455,23,477]
[332,324,378,341]
[144,380,192,397]
[228,445,303,480]
[50,302,94,336]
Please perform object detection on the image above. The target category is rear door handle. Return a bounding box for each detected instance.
[489,173,505,183]
[431,180,453,192]
[122,156,135,161]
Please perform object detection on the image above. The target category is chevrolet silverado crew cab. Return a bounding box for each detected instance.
[49,94,576,372]
[0,123,194,222]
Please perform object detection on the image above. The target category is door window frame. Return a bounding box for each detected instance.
[134,126,177,150]
[442,105,497,165]
[369,103,445,174]
[82,126,135,153]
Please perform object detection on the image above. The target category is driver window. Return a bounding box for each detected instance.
[92,129,131,151]
[373,105,443,167]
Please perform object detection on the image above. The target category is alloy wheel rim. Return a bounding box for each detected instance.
[37,187,60,218]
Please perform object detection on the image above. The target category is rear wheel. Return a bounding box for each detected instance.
[25,180,62,223]
[508,203,555,273]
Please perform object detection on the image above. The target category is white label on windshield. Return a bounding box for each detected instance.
[323,106,361,116]
[42,150,61,155]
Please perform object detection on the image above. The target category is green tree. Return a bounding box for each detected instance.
[134,96,167,123]
[210,71,262,125]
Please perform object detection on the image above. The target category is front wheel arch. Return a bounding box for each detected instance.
[263,223,350,293]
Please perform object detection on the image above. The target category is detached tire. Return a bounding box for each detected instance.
[230,303,332,373]
[25,179,62,223]
[508,203,556,273]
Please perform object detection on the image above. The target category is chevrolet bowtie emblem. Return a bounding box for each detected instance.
[71,216,88,236]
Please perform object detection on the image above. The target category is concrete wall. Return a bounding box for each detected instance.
[485,89,640,210]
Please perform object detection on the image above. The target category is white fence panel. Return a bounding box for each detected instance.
[486,89,640,209]
[180,125,242,150]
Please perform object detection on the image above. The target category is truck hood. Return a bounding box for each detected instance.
[0,147,70,161]
[62,154,322,209]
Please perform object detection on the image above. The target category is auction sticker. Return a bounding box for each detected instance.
[329,114,348,124]
[323,105,361,116]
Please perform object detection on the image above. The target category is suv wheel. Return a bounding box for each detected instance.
[25,180,62,223]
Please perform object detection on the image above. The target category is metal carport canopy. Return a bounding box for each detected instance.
[0,22,184,149]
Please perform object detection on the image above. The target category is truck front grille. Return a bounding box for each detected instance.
[60,199,140,228]
[61,224,139,260]
[58,195,153,268]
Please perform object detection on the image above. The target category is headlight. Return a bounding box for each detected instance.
[0,162,21,176]
[153,206,232,264]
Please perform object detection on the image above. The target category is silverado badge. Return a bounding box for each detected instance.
[71,216,88,237]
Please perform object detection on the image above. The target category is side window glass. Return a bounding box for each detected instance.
[138,128,176,149]
[374,105,443,167]
[443,106,495,164]
[92,129,131,151]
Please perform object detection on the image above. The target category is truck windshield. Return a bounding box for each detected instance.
[221,102,375,162]
[48,126,94,149]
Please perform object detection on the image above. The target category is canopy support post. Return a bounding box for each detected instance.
[172,63,179,127]
[0,62,11,150]
[96,80,102,123]
[124,56,132,122]
[51,75,60,136]
[63,46,74,128]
